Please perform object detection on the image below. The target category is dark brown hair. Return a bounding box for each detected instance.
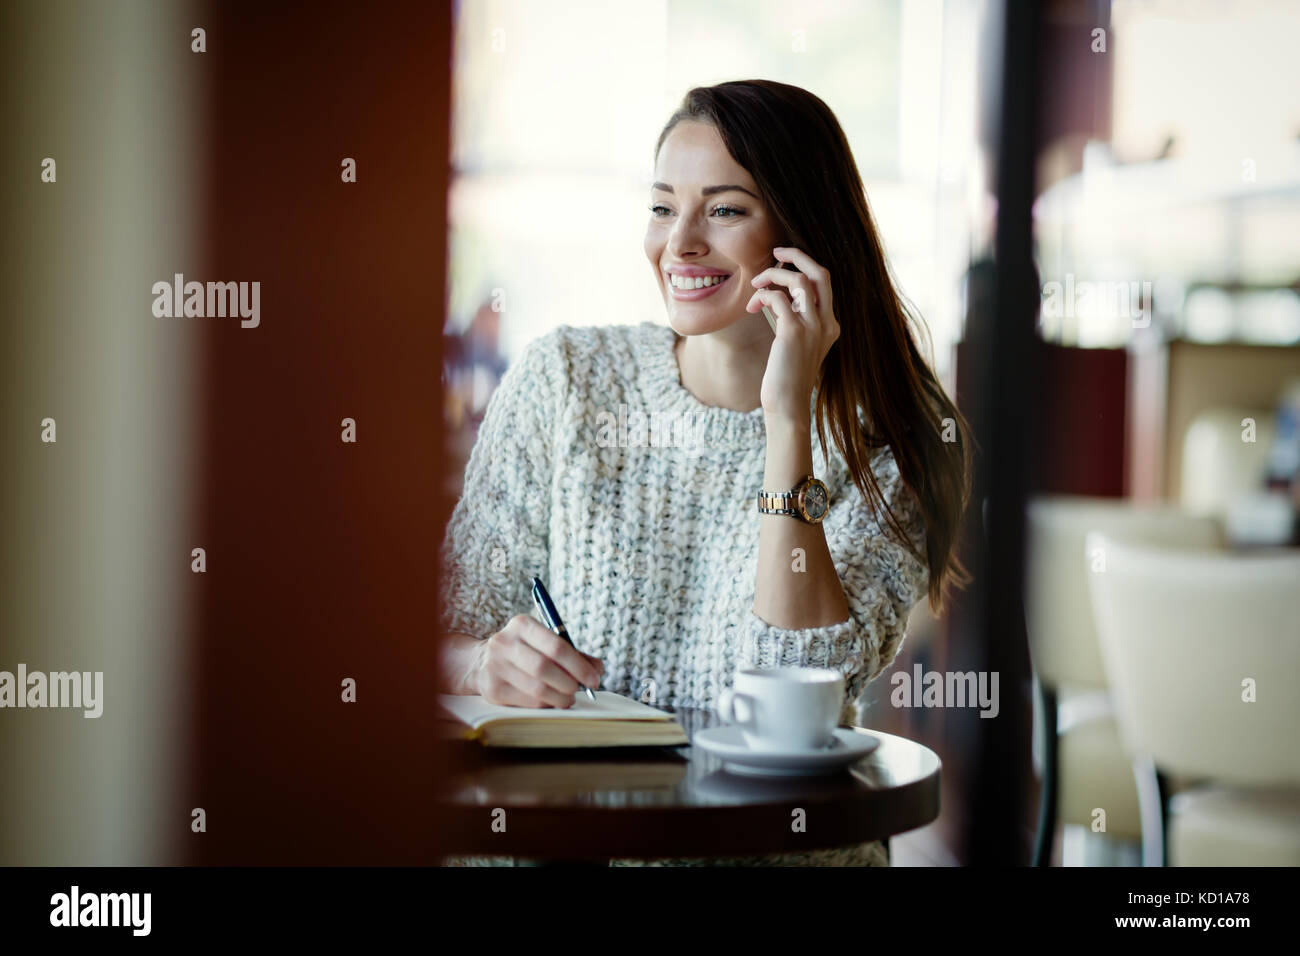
[656,79,972,613]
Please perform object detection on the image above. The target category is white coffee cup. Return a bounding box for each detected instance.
[716,666,845,752]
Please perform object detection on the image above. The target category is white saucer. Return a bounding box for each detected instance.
[692,725,880,776]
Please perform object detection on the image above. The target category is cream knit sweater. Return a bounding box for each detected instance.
[439,321,930,866]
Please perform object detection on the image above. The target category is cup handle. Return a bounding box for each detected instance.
[717,688,757,730]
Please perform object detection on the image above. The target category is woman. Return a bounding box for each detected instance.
[439,79,972,866]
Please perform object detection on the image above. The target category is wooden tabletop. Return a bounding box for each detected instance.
[435,705,941,861]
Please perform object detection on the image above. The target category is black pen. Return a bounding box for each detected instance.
[530,576,597,703]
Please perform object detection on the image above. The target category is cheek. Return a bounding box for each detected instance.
[732,240,770,274]
[643,232,663,261]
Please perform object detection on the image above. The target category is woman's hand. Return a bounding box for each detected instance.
[747,246,840,425]
[466,614,605,708]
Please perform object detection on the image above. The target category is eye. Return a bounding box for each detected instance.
[646,204,747,218]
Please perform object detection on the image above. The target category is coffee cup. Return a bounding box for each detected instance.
[716,666,845,752]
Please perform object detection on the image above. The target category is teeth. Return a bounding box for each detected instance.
[668,273,728,290]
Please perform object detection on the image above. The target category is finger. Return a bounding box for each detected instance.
[772,246,832,315]
[751,267,817,312]
[515,616,603,687]
[584,653,606,687]
[497,658,576,708]
[480,664,546,708]
[747,287,804,329]
[505,637,582,696]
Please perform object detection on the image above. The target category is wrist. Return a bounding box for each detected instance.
[460,639,488,695]
[763,410,811,439]
[763,417,813,489]
[440,632,488,695]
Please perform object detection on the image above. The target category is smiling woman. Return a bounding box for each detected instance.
[439,79,972,868]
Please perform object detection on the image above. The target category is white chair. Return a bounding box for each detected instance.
[1086,531,1300,865]
[1024,496,1222,864]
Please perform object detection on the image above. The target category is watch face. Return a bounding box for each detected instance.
[802,481,829,521]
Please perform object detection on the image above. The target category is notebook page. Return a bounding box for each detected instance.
[436,690,673,729]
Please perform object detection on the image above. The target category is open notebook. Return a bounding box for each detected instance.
[436,690,688,748]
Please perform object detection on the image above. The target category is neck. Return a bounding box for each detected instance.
[674,315,773,413]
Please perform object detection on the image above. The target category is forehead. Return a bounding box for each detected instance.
[654,121,755,190]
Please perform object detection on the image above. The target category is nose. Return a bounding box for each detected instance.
[665,215,708,261]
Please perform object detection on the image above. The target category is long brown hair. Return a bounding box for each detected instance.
[656,79,973,614]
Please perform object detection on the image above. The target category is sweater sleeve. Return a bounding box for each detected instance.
[740,451,930,725]
[437,328,567,642]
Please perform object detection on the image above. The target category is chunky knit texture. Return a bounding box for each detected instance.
[439,321,930,866]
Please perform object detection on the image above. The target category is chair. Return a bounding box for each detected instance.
[1024,496,1222,864]
[1086,531,1300,865]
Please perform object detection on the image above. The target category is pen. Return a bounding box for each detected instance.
[530,575,597,703]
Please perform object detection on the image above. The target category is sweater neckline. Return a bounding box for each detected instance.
[639,322,769,447]
[635,322,895,471]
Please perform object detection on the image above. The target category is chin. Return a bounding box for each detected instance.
[665,309,743,337]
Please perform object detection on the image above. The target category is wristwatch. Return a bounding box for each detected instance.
[756,474,830,523]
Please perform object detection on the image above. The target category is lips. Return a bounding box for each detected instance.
[662,261,731,274]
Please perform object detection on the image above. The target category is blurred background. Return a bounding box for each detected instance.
[0,0,450,864]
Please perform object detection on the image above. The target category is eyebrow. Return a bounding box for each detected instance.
[651,182,759,200]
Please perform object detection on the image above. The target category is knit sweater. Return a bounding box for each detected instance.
[438,320,930,866]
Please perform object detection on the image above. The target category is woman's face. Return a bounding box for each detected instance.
[644,120,783,337]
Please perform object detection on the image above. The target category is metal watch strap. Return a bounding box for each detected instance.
[756,488,800,517]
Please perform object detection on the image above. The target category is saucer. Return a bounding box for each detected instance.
[692,725,880,776]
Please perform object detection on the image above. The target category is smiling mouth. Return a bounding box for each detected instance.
[665,272,733,300]
[666,271,731,290]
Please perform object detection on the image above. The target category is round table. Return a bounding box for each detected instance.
[435,705,941,862]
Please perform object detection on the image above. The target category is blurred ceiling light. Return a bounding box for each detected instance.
[1237,289,1300,345]
[1182,286,1236,342]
